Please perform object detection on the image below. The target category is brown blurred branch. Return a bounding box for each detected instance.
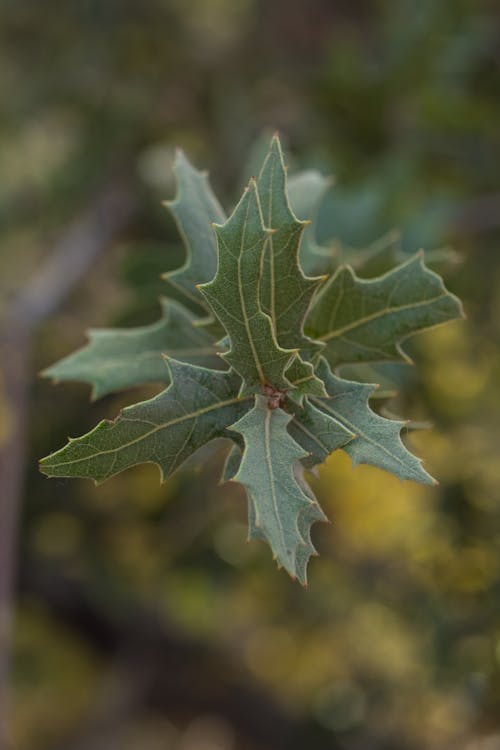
[0,180,137,747]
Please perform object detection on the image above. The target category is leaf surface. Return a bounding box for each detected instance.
[229,395,327,583]
[258,139,324,350]
[287,397,355,469]
[163,150,226,311]
[309,358,435,484]
[40,361,249,483]
[42,300,222,399]
[199,181,295,392]
[287,168,332,276]
[257,136,326,399]
[306,252,464,368]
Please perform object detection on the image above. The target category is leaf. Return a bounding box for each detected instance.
[40,360,250,484]
[221,442,242,483]
[308,358,435,484]
[229,395,327,583]
[306,252,464,368]
[227,436,323,587]
[287,170,332,224]
[199,180,295,392]
[163,149,226,312]
[287,396,355,469]
[287,168,333,276]
[257,135,326,400]
[42,299,222,399]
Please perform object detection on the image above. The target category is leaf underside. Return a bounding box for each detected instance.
[230,395,327,584]
[40,134,465,583]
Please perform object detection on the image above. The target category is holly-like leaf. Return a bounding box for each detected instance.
[307,358,435,484]
[257,137,324,350]
[42,299,222,399]
[40,134,466,585]
[257,135,326,400]
[306,252,464,368]
[229,395,326,583]
[40,360,250,483]
[163,150,226,312]
[199,180,296,392]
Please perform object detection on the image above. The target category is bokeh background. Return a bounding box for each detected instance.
[1,1,500,748]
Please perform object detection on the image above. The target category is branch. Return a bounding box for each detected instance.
[0,179,137,746]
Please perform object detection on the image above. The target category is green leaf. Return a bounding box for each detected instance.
[40,360,250,484]
[199,180,295,392]
[309,358,435,484]
[287,170,331,224]
[287,168,333,276]
[229,395,327,583]
[163,150,226,312]
[42,299,222,399]
[221,442,243,483]
[287,397,355,469]
[306,252,464,368]
[257,135,326,400]
[221,441,321,578]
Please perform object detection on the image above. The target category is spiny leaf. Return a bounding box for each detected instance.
[199,180,296,393]
[287,396,355,469]
[163,149,226,312]
[257,135,326,400]
[229,395,326,583]
[42,299,222,399]
[246,465,327,585]
[308,358,435,484]
[40,360,250,484]
[258,137,324,351]
[306,252,464,368]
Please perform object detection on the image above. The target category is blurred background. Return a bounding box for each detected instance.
[1,1,500,748]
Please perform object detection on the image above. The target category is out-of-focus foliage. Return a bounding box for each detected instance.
[3,0,500,748]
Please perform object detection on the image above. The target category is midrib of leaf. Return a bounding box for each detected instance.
[318,292,450,342]
[311,396,408,472]
[263,406,286,550]
[237,195,266,385]
[267,159,276,325]
[292,416,334,456]
[47,395,252,469]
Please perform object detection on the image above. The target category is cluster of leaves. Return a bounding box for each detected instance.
[40,136,463,583]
